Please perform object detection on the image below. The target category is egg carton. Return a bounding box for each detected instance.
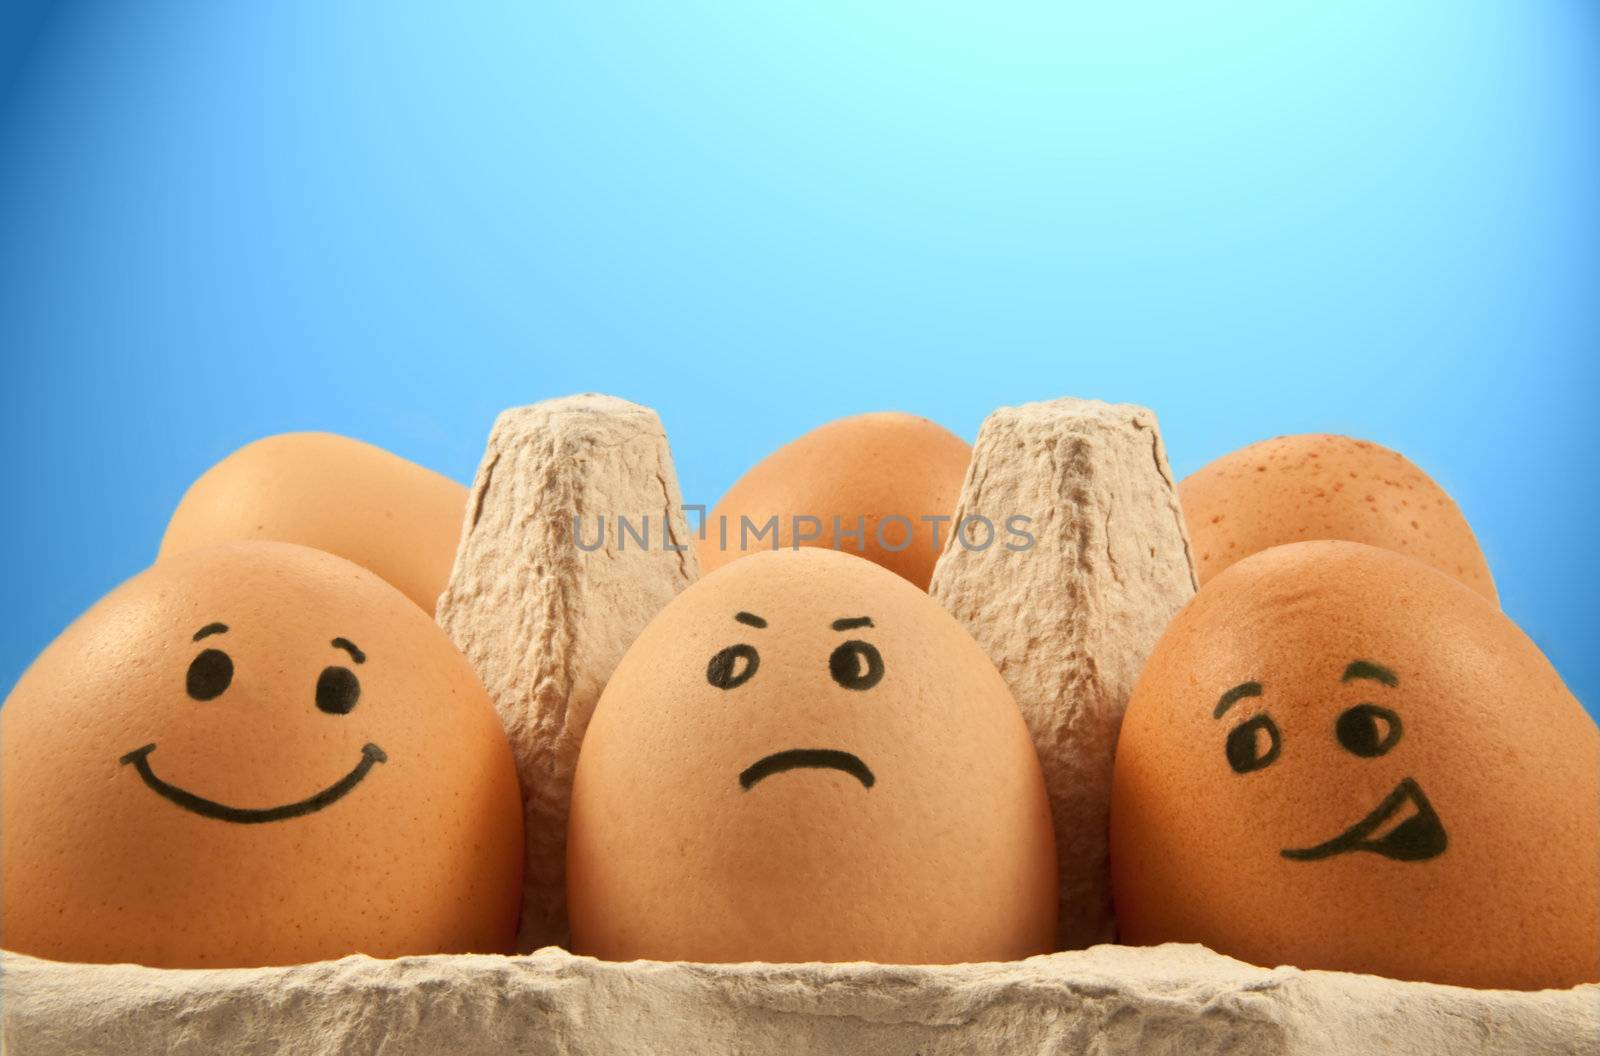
[3,394,1593,1056]
[6,942,1594,1055]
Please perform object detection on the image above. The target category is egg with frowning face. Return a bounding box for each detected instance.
[0,542,524,967]
[567,548,1057,964]
[1111,540,1599,989]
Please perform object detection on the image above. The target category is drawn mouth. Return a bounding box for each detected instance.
[120,742,387,824]
[1281,777,1447,862]
[739,748,876,790]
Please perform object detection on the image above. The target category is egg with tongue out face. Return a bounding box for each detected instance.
[1110,540,1600,990]
[566,547,1057,964]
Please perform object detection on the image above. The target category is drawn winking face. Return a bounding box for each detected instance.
[1110,540,1600,989]
[1215,658,1448,862]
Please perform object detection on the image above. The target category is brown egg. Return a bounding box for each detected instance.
[0,542,523,967]
[567,548,1056,963]
[1179,434,1496,603]
[160,432,468,613]
[1110,541,1598,989]
[696,412,971,590]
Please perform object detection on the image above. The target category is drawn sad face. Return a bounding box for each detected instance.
[0,542,524,968]
[709,609,886,794]
[567,548,1058,965]
[1111,541,1600,989]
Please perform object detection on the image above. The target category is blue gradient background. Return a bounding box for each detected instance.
[1,3,1595,718]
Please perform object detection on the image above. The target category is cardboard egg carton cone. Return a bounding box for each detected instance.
[4,393,1593,1056]
[928,397,1198,949]
[435,394,700,951]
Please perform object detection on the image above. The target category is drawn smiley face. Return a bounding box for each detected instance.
[119,622,387,824]
[0,541,524,967]
[567,548,1057,964]
[1214,659,1448,862]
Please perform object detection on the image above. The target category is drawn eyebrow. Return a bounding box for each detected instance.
[193,623,229,641]
[735,612,767,629]
[331,637,366,664]
[1342,660,1397,687]
[831,616,874,631]
[1213,681,1263,719]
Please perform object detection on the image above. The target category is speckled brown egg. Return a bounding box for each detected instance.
[160,432,468,613]
[0,542,523,968]
[567,548,1056,963]
[696,412,971,590]
[1179,434,1496,603]
[1110,540,1598,989]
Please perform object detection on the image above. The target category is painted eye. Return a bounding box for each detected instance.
[828,640,884,691]
[186,649,234,701]
[1225,714,1281,774]
[315,666,362,715]
[1336,703,1402,757]
[707,644,759,690]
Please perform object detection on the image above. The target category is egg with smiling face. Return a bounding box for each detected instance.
[1110,541,1599,989]
[567,548,1057,964]
[0,542,524,967]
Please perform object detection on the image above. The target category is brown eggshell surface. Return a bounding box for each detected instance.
[695,412,971,590]
[567,548,1057,964]
[160,432,468,613]
[0,542,524,967]
[1179,434,1497,603]
[1111,540,1598,989]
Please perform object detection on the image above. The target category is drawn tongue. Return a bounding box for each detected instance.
[1366,788,1418,841]
[1365,783,1448,861]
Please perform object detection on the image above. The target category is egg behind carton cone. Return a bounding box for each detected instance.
[161,432,468,613]
[697,412,971,590]
[1180,434,1497,603]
